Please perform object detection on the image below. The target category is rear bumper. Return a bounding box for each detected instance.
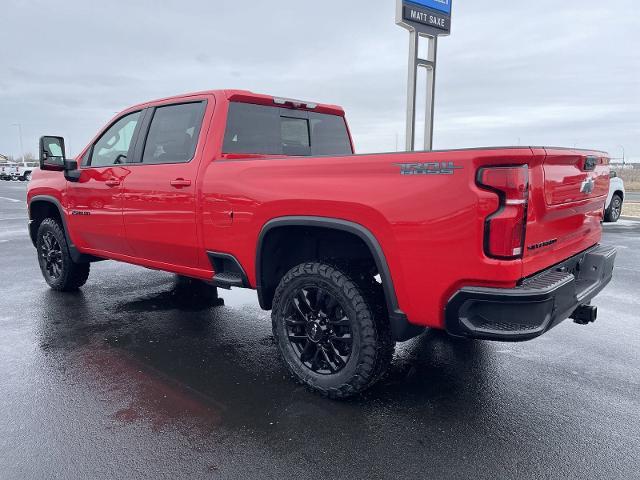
[445,244,616,341]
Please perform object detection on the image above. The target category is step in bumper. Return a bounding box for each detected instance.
[445,244,616,342]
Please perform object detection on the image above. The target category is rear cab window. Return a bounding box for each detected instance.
[223,102,352,157]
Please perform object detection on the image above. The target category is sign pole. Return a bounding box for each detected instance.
[423,35,438,151]
[405,30,418,151]
[404,32,438,151]
[396,0,451,152]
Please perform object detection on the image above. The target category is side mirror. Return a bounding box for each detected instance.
[609,171,617,179]
[39,136,66,171]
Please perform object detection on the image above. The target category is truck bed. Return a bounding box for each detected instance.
[200,145,609,330]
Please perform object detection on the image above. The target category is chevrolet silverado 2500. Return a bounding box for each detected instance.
[28,90,616,397]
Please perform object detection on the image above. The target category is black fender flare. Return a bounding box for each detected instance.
[255,216,423,341]
[28,195,98,263]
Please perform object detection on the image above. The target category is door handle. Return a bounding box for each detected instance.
[170,178,192,188]
[105,178,121,187]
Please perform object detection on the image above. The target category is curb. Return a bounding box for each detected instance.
[620,216,640,222]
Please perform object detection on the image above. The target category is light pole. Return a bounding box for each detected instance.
[11,123,25,163]
[618,145,625,167]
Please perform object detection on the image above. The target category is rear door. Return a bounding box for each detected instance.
[523,148,610,277]
[66,110,144,255]
[121,99,209,270]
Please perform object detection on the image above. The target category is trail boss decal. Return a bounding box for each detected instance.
[527,239,558,251]
[394,162,463,175]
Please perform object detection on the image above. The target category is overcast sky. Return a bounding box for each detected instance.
[1,0,638,161]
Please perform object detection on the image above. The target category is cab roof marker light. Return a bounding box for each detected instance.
[272,97,318,109]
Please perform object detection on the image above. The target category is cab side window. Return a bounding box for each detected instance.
[141,102,206,165]
[90,111,141,167]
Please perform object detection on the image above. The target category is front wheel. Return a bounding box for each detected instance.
[605,194,623,223]
[271,262,394,399]
[36,218,90,291]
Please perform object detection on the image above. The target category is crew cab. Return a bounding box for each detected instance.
[28,90,616,398]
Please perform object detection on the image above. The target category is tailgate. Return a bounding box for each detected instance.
[522,148,610,278]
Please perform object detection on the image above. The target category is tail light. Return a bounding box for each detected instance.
[477,165,529,260]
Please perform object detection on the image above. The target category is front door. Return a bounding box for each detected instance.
[66,110,143,255]
[121,101,208,269]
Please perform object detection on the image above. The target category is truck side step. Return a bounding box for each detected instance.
[207,252,250,290]
[212,272,245,289]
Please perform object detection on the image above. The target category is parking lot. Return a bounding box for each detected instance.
[1,181,639,479]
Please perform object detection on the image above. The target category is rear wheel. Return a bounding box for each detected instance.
[605,194,623,223]
[24,171,32,182]
[271,262,394,399]
[36,218,90,291]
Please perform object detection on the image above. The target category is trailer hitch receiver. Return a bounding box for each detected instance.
[571,305,598,325]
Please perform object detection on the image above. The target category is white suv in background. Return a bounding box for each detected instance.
[605,171,625,222]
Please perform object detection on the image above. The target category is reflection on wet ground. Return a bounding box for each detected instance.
[22,268,638,479]
[36,281,496,427]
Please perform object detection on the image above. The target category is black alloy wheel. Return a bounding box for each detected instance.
[284,285,353,375]
[36,218,90,291]
[40,231,64,281]
[272,262,394,399]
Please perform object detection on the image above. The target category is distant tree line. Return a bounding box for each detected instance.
[1,152,36,163]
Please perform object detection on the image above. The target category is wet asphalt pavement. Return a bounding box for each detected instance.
[1,181,639,479]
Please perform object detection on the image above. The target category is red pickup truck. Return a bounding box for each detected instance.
[29,90,616,398]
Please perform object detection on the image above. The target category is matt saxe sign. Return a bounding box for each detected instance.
[405,6,449,31]
[396,0,452,36]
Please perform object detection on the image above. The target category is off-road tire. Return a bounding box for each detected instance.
[359,277,395,384]
[272,262,394,399]
[36,218,90,291]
